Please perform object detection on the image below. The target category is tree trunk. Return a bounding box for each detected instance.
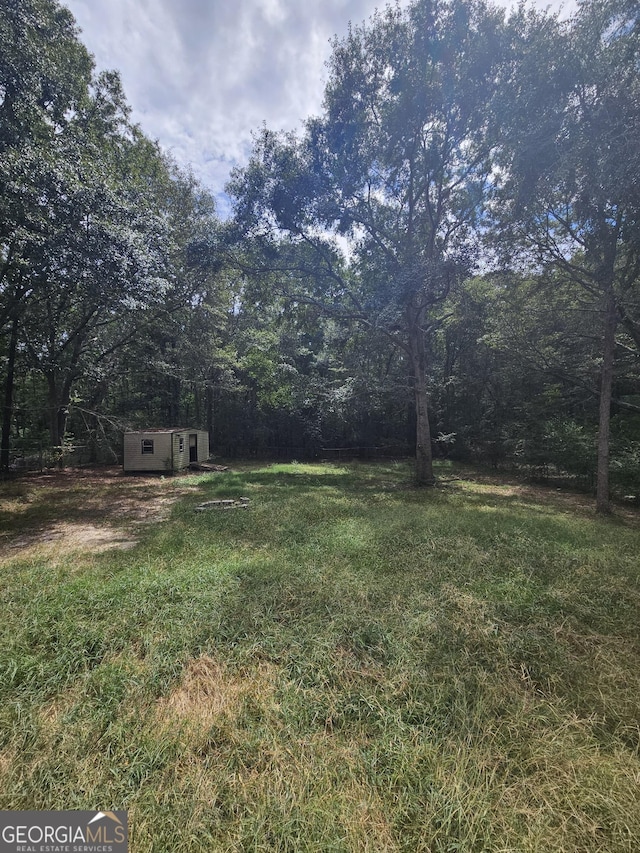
[1,316,19,471]
[206,383,214,453]
[46,374,71,450]
[87,380,110,463]
[408,312,435,486]
[596,286,617,514]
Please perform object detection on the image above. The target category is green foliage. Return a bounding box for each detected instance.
[494,0,640,510]
[0,0,93,150]
[0,0,223,459]
[229,0,513,484]
[2,0,640,506]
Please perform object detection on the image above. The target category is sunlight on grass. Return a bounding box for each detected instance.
[0,462,639,851]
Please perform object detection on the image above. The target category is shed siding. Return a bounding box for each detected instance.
[194,430,209,462]
[124,429,210,472]
[124,432,174,472]
[172,433,188,469]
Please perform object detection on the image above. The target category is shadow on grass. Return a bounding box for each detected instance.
[2,461,639,848]
[207,462,414,493]
[198,461,632,519]
[0,470,189,544]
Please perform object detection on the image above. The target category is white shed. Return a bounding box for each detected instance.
[123,428,210,473]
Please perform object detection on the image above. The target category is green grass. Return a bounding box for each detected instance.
[1,461,639,851]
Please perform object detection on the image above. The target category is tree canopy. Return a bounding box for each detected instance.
[2,0,640,511]
[230,0,511,485]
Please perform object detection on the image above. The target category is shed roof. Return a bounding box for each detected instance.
[125,427,202,434]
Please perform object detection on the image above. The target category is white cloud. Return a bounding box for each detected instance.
[63,0,575,217]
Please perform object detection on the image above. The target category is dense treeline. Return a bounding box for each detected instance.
[1,0,639,511]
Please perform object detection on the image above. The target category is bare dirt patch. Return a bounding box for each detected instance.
[0,466,205,559]
[6,522,138,558]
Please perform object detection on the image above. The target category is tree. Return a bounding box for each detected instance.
[0,0,93,467]
[0,0,93,330]
[15,72,179,448]
[229,0,508,484]
[0,0,228,464]
[495,0,640,512]
[70,156,224,439]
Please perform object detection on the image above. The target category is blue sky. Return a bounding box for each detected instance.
[63,0,573,217]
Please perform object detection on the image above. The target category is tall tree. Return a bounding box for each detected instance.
[70,157,224,440]
[495,0,640,512]
[0,0,230,464]
[16,72,178,447]
[230,0,508,484]
[0,0,93,466]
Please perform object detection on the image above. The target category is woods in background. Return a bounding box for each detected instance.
[1,0,639,511]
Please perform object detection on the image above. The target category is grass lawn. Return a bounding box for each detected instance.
[0,461,639,852]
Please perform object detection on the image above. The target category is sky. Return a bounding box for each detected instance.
[63,0,573,217]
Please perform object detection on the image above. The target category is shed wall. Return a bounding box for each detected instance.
[193,430,210,462]
[123,432,174,472]
[124,430,210,472]
[171,432,188,469]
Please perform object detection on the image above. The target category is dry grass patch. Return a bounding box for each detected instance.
[0,746,15,784]
[335,781,399,852]
[440,583,497,631]
[39,691,82,731]
[493,733,640,850]
[152,720,398,851]
[157,654,281,731]
[330,646,389,688]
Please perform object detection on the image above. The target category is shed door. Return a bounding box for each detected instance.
[189,433,198,462]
